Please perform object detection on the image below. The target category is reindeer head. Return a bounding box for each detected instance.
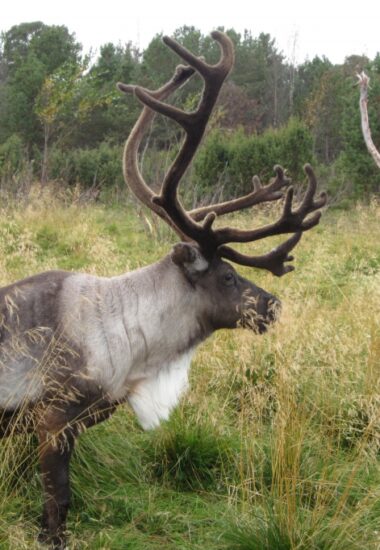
[118,32,326,335]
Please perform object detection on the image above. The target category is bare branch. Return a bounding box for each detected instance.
[357,72,380,169]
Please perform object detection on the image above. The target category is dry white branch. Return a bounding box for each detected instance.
[357,71,380,169]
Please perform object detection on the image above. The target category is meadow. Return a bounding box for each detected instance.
[0,189,379,549]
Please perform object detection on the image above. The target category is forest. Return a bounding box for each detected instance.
[0,21,380,202]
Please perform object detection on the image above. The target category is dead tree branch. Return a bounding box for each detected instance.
[357,72,380,169]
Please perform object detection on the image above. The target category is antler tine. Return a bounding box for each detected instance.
[291,163,327,229]
[133,31,234,133]
[189,164,290,222]
[212,165,326,276]
[163,30,234,81]
[219,232,302,277]
[216,187,321,278]
[213,164,327,246]
[133,86,192,131]
[118,64,195,237]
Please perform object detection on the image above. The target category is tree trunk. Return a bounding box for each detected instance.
[41,123,50,185]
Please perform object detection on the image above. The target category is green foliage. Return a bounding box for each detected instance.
[0,22,80,73]
[233,31,290,129]
[192,128,230,192]
[194,118,313,197]
[34,58,121,181]
[140,34,178,88]
[1,52,46,145]
[303,66,348,164]
[1,22,380,200]
[68,42,140,148]
[0,134,25,179]
[0,22,81,149]
[277,117,314,176]
[49,141,123,188]
[34,61,86,127]
[293,56,333,116]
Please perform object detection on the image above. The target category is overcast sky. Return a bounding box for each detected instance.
[1,0,380,65]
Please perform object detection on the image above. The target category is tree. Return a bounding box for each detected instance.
[140,33,177,88]
[35,59,118,182]
[35,62,83,183]
[337,64,380,194]
[303,66,347,164]
[293,56,332,116]
[0,22,80,74]
[217,81,260,132]
[0,22,81,149]
[232,31,289,130]
[2,52,46,145]
[67,42,140,148]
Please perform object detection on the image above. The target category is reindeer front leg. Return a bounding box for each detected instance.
[37,426,74,549]
[36,396,116,548]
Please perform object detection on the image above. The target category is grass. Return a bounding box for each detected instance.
[0,191,379,549]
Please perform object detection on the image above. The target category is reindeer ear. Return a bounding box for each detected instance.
[171,243,209,275]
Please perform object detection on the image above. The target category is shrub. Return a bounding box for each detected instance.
[0,134,26,180]
[194,118,314,198]
[49,141,123,188]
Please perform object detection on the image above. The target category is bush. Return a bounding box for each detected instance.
[49,141,124,188]
[194,118,314,198]
[0,134,26,180]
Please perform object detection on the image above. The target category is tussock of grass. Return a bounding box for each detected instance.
[143,412,238,491]
[0,193,379,549]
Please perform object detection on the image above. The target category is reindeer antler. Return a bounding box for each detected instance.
[119,31,327,276]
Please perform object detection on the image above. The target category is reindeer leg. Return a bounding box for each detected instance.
[37,425,74,549]
[36,397,116,548]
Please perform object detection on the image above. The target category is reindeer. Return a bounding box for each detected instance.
[0,32,326,548]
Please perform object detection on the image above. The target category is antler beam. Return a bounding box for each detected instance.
[118,64,195,236]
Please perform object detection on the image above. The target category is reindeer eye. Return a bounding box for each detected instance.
[223,271,236,286]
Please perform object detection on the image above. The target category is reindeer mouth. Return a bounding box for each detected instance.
[239,295,281,334]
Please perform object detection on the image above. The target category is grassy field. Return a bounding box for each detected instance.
[0,190,379,549]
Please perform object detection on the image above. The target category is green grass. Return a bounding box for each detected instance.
[0,192,379,549]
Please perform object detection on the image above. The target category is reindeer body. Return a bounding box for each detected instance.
[0,270,71,411]
[58,256,209,427]
[0,257,208,426]
[0,251,272,431]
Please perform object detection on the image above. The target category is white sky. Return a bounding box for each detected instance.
[2,0,380,65]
